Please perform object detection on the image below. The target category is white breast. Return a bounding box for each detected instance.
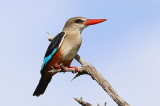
[60,32,82,61]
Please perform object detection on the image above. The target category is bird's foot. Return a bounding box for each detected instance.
[53,64,66,72]
[50,66,59,75]
[68,67,78,73]
[59,64,66,72]
[51,65,78,73]
[54,65,61,69]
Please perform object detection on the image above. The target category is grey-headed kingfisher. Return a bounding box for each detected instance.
[33,17,106,96]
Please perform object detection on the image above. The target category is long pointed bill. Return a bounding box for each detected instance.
[85,19,107,25]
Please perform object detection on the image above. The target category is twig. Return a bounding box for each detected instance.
[47,32,54,41]
[74,97,92,106]
[74,97,107,106]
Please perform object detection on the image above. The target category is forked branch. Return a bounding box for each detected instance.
[47,33,130,106]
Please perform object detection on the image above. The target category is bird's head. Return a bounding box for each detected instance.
[63,17,107,33]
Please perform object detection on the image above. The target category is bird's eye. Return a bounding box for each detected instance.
[75,19,84,23]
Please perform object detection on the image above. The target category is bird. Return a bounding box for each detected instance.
[33,17,106,96]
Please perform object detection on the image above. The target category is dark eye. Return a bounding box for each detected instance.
[75,19,84,23]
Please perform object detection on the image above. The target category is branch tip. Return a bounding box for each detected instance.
[47,32,54,41]
[74,97,92,106]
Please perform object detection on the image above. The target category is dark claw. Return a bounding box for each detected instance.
[60,64,66,72]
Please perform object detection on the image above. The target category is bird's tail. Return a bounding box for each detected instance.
[33,76,52,96]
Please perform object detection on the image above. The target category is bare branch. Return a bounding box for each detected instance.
[74,97,92,106]
[47,32,54,41]
[104,102,107,106]
[47,33,130,106]
[75,54,88,65]
[49,66,83,74]
[74,55,130,106]
[74,97,107,106]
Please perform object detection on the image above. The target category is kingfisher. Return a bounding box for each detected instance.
[33,17,106,96]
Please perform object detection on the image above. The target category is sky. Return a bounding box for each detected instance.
[0,0,160,106]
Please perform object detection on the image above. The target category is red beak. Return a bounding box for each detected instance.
[85,19,107,25]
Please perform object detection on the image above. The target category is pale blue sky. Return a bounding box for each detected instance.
[0,0,160,106]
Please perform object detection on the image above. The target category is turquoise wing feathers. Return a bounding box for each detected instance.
[41,32,66,73]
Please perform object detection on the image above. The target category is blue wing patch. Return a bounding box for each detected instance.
[41,48,57,69]
[40,32,65,75]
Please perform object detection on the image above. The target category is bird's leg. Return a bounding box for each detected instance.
[59,63,66,72]
[53,65,66,72]
[53,65,61,69]
[68,67,78,73]
[53,65,66,71]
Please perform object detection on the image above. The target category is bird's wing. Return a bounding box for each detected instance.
[41,32,66,70]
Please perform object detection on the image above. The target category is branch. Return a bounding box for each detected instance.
[75,55,129,106]
[74,97,107,106]
[47,33,130,106]
[47,32,54,41]
[74,97,92,106]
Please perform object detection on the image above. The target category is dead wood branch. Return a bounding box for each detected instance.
[47,33,130,106]
[47,32,54,41]
[74,97,107,106]
[74,97,92,106]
